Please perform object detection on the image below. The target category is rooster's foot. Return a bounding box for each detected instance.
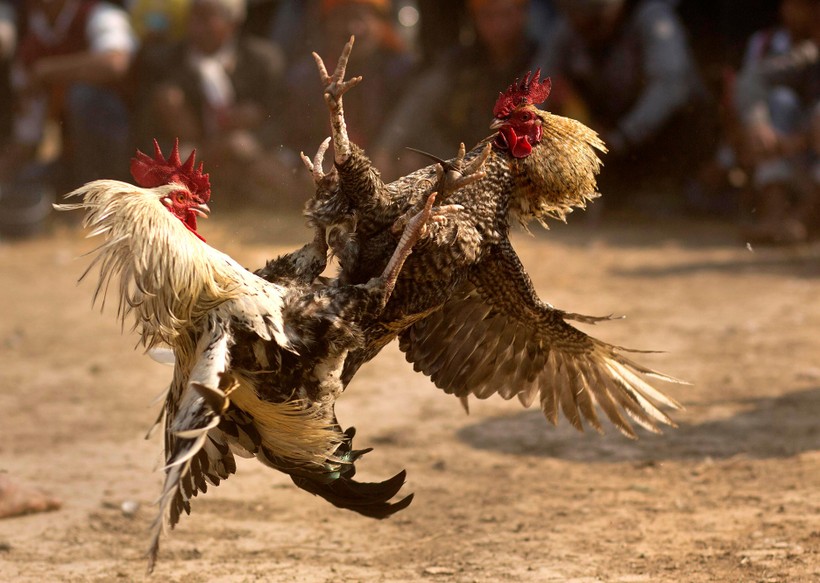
[313,36,362,106]
[435,142,491,198]
[390,196,462,238]
[405,142,491,201]
[379,192,451,304]
[312,36,360,164]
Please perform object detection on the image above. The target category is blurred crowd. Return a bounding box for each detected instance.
[0,0,818,245]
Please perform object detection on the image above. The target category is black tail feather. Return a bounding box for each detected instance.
[290,426,413,519]
[291,470,414,519]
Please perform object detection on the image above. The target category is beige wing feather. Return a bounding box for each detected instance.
[398,242,685,438]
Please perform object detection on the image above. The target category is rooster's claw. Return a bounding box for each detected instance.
[313,36,360,164]
[435,142,491,197]
[313,36,363,105]
[301,137,333,184]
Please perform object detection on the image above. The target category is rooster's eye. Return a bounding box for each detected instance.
[176,193,186,203]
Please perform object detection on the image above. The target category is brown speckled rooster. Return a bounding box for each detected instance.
[303,37,685,438]
[58,142,446,572]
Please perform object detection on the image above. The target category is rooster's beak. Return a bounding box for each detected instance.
[489,118,506,131]
[192,203,210,219]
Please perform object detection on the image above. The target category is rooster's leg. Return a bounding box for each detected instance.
[377,192,460,306]
[377,192,437,305]
[312,36,362,165]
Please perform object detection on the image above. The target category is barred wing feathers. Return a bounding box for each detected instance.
[148,320,235,573]
[398,243,684,438]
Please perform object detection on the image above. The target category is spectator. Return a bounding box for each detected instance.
[132,0,289,207]
[734,0,820,243]
[372,0,539,178]
[282,0,417,182]
[696,0,810,221]
[0,0,136,237]
[0,1,15,146]
[538,0,718,213]
[128,0,191,43]
[0,0,16,237]
[676,0,780,96]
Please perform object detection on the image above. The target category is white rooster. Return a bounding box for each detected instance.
[59,142,444,571]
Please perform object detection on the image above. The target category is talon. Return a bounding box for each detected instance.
[464,143,492,175]
[410,142,490,200]
[428,203,462,225]
[315,137,331,168]
[456,142,466,163]
[302,138,334,184]
[422,191,437,215]
[433,203,463,216]
[316,37,363,103]
[311,51,330,85]
[300,151,314,173]
[333,36,355,83]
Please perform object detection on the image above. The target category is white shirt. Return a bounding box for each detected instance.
[27,0,137,55]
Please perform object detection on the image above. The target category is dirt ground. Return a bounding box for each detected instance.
[0,208,818,583]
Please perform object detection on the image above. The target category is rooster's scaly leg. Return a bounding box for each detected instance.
[312,36,362,165]
[378,192,461,306]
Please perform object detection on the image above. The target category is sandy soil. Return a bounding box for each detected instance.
[0,209,818,582]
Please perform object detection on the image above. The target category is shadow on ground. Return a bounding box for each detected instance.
[457,386,820,463]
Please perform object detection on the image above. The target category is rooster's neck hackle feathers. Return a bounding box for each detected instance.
[61,180,278,347]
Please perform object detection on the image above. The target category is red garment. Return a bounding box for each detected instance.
[17,1,100,118]
[18,1,98,70]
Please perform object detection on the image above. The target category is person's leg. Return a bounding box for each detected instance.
[743,87,808,243]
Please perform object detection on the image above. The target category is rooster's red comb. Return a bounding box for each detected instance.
[130,139,211,202]
[492,70,552,119]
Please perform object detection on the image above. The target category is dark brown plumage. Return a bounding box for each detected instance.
[304,37,685,438]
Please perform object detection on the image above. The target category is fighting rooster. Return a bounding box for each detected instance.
[301,37,685,438]
[59,142,443,571]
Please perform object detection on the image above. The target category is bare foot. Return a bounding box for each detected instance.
[0,475,61,519]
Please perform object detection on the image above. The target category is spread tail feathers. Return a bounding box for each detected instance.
[290,427,414,519]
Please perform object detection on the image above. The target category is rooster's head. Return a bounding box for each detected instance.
[130,139,211,240]
[490,70,552,159]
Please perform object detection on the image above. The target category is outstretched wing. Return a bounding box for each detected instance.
[148,317,237,573]
[398,241,685,438]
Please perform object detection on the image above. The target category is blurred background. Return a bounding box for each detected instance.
[0,0,818,244]
[1,3,819,579]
